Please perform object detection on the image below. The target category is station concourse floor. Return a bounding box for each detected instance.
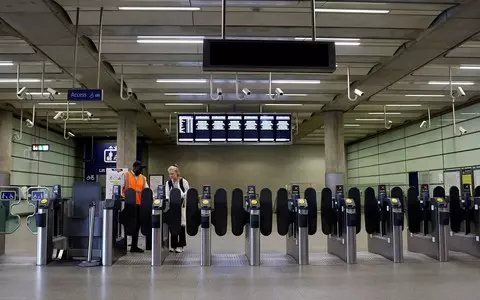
[1,217,480,300]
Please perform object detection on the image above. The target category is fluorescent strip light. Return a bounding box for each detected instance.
[156,79,207,83]
[138,36,205,39]
[37,102,76,105]
[118,7,200,11]
[385,104,422,107]
[164,93,207,96]
[428,81,474,85]
[137,39,203,44]
[0,79,46,83]
[263,103,304,106]
[316,8,390,14]
[294,37,360,41]
[405,94,445,97]
[334,42,361,46]
[0,61,14,66]
[460,112,480,115]
[30,92,62,96]
[265,93,308,97]
[460,65,480,70]
[344,124,360,127]
[67,118,101,121]
[164,103,204,106]
[272,80,320,84]
[368,112,401,115]
[355,118,385,121]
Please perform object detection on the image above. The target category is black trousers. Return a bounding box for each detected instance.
[171,226,187,249]
[131,205,152,249]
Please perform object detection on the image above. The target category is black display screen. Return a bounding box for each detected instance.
[177,113,291,145]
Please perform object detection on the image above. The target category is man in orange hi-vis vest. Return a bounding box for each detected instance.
[122,161,149,253]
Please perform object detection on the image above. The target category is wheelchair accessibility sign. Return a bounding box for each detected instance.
[104,146,117,163]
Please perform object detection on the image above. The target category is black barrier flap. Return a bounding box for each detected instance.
[305,187,317,235]
[276,188,290,236]
[231,188,246,236]
[213,188,228,236]
[364,187,380,234]
[321,188,334,235]
[449,186,461,233]
[407,187,421,234]
[140,188,154,236]
[348,187,362,234]
[186,188,200,236]
[167,188,182,236]
[260,188,273,236]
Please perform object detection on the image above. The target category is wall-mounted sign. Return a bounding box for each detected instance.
[67,89,103,101]
[104,145,117,163]
[31,144,50,152]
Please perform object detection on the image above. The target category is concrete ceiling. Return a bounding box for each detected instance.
[0,0,479,144]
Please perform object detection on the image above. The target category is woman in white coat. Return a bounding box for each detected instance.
[165,164,190,253]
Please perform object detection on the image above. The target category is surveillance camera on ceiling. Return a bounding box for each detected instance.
[457,86,466,97]
[242,88,251,96]
[420,120,427,128]
[354,88,364,97]
[67,131,75,138]
[216,88,223,96]
[17,87,27,98]
[127,87,133,96]
[47,87,59,95]
[275,88,284,97]
[459,126,467,135]
[86,111,93,118]
[53,112,64,120]
[25,119,34,128]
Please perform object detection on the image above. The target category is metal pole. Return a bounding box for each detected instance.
[221,0,226,39]
[73,7,79,88]
[311,0,316,41]
[97,7,104,89]
[87,203,95,262]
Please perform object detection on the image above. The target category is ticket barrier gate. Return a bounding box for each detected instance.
[365,185,404,263]
[183,185,228,266]
[231,186,272,266]
[276,185,317,265]
[0,187,22,256]
[321,185,361,264]
[151,185,170,266]
[448,184,480,258]
[407,185,449,262]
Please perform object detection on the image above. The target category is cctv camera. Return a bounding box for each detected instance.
[53,112,64,120]
[275,88,284,96]
[25,119,34,128]
[127,87,133,96]
[354,89,364,97]
[459,126,467,135]
[457,86,466,97]
[420,120,427,128]
[67,131,75,138]
[86,111,93,118]
[17,87,27,98]
[242,88,251,96]
[216,88,223,96]
[387,120,393,124]
[47,87,59,95]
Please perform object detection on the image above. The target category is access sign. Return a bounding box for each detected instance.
[67,89,103,101]
[0,191,16,200]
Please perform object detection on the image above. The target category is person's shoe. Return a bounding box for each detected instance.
[130,247,144,253]
[175,247,184,253]
[169,248,174,252]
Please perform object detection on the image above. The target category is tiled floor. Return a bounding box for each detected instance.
[1,218,480,300]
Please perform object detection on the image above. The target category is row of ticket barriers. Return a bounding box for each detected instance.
[1,182,479,266]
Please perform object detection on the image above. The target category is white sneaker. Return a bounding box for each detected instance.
[169,248,174,252]
[175,247,184,253]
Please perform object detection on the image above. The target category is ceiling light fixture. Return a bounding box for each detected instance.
[37,102,76,106]
[459,65,480,70]
[344,124,360,127]
[355,118,385,121]
[138,36,205,39]
[164,93,208,96]
[67,118,101,121]
[368,112,401,115]
[428,81,474,85]
[137,39,203,44]
[0,61,14,66]
[271,80,320,84]
[118,7,201,11]
[385,104,422,107]
[315,8,390,14]
[0,79,48,83]
[263,103,304,106]
[156,79,207,83]
[164,103,204,106]
[405,94,445,97]
[294,37,360,41]
[334,42,361,46]
[265,93,308,97]
[30,92,62,96]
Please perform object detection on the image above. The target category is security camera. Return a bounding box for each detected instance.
[17,87,27,98]
[216,88,223,96]
[47,87,59,95]
[275,88,284,96]
[459,126,467,135]
[25,119,34,128]
[67,130,75,138]
[127,87,133,96]
[86,111,93,118]
[420,120,427,128]
[53,112,64,120]
[354,89,364,97]
[457,86,466,97]
[242,88,251,96]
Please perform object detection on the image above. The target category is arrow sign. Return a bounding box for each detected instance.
[67,89,103,101]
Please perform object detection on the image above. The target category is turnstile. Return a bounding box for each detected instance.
[365,185,404,263]
[101,185,127,266]
[407,184,449,262]
[321,185,361,264]
[277,185,317,265]
[151,185,170,266]
[231,185,272,266]
[448,184,480,258]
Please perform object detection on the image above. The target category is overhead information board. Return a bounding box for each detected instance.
[177,113,291,145]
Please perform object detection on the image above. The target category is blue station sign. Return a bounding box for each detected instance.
[67,89,103,101]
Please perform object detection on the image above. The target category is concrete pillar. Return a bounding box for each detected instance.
[324,111,346,192]
[0,110,12,255]
[116,111,137,169]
